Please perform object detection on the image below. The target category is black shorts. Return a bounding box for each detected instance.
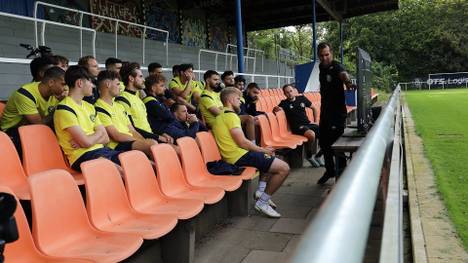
[114,141,135,152]
[71,147,122,172]
[235,151,275,173]
[292,123,320,138]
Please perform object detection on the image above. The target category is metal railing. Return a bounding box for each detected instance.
[198,49,255,76]
[0,57,293,90]
[291,87,401,263]
[380,85,403,263]
[34,1,169,65]
[0,11,96,57]
[225,44,265,72]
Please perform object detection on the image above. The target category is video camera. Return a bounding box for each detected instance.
[19,43,52,58]
[0,192,19,263]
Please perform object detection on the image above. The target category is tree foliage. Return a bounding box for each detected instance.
[248,0,468,91]
[321,0,468,83]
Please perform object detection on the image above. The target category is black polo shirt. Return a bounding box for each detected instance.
[278,95,312,131]
[319,60,347,125]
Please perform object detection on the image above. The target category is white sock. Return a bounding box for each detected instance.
[257,192,271,206]
[257,181,267,193]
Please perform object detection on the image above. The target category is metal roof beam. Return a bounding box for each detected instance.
[316,0,343,22]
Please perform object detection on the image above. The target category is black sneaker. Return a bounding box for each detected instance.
[317,172,334,185]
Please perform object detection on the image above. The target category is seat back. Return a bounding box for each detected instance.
[305,108,314,122]
[1,186,41,261]
[177,137,209,183]
[0,132,29,199]
[264,96,274,112]
[196,131,222,163]
[265,112,283,139]
[256,114,274,147]
[81,159,134,229]
[28,169,94,254]
[119,150,166,210]
[19,124,70,175]
[257,97,267,112]
[275,110,292,136]
[151,144,189,196]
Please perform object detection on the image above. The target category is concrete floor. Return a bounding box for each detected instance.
[194,163,333,263]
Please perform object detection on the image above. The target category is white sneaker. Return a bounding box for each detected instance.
[316,156,325,167]
[255,202,281,218]
[254,190,277,209]
[307,157,321,168]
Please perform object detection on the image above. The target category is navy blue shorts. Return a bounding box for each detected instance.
[292,123,320,138]
[114,141,135,152]
[235,151,275,173]
[71,147,122,172]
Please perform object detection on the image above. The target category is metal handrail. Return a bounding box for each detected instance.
[291,87,401,263]
[0,11,96,57]
[225,44,265,72]
[197,49,254,77]
[379,89,403,263]
[34,1,169,65]
[0,56,293,89]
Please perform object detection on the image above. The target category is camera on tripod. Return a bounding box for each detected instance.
[0,192,19,263]
[19,43,52,58]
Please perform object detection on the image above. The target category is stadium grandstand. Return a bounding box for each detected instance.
[3,0,458,263]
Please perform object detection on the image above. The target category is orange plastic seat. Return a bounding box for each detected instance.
[1,186,91,263]
[151,144,225,204]
[195,131,257,181]
[305,108,315,123]
[19,124,84,185]
[275,110,308,143]
[80,159,178,239]
[257,97,267,112]
[265,112,304,145]
[28,169,143,263]
[177,137,243,191]
[0,132,30,199]
[264,96,274,112]
[119,150,204,220]
[257,114,297,149]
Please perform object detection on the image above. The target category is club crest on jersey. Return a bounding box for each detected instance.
[326,75,332,82]
[300,102,305,108]
[90,114,96,122]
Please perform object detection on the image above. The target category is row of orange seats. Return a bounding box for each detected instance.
[0,125,257,262]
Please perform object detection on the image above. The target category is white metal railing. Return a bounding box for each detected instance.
[0,11,96,57]
[379,87,403,263]
[225,44,265,72]
[198,49,255,76]
[291,87,401,262]
[34,1,169,65]
[0,57,293,89]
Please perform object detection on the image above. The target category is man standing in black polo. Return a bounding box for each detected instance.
[317,42,356,185]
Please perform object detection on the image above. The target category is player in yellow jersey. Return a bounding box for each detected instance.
[54,66,121,171]
[116,62,174,144]
[0,66,66,154]
[95,70,157,157]
[169,63,201,113]
[212,87,290,218]
[199,70,223,128]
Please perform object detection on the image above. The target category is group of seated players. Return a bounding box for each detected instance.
[0,54,322,218]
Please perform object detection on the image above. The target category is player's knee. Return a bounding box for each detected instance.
[304,130,315,141]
